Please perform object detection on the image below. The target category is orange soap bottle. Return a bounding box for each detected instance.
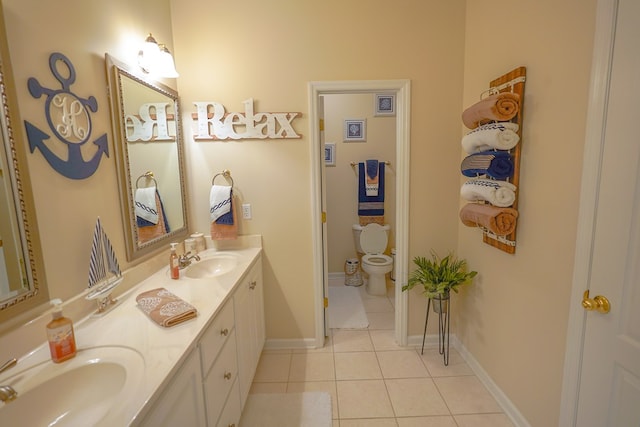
[170,243,180,279]
[46,299,77,363]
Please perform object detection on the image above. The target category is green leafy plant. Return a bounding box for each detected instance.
[402,250,477,298]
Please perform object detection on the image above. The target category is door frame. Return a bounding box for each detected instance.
[308,80,411,347]
[559,0,617,424]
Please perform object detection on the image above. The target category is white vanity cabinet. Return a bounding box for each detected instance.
[234,257,265,407]
[138,253,264,427]
[139,347,207,427]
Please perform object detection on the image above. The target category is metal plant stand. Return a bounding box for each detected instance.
[420,293,450,366]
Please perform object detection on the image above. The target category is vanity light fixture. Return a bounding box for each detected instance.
[137,33,179,78]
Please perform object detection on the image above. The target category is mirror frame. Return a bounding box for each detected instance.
[0,7,49,325]
[105,54,189,261]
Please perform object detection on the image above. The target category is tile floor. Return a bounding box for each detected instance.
[249,280,514,426]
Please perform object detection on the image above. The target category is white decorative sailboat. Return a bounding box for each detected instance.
[85,217,123,313]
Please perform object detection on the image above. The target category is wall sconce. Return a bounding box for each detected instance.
[138,33,179,78]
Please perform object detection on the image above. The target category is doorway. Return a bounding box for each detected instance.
[308,80,411,348]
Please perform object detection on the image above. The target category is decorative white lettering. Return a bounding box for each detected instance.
[191,98,301,140]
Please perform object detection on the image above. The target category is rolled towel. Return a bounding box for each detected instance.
[461,122,520,153]
[459,203,518,236]
[461,150,513,179]
[462,92,520,129]
[460,178,517,207]
[136,287,198,327]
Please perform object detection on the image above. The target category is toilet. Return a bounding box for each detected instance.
[352,223,393,296]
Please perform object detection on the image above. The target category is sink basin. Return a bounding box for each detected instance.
[0,346,145,426]
[185,253,240,279]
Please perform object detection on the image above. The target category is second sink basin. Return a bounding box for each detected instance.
[185,253,240,279]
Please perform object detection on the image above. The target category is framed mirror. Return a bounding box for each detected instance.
[0,7,49,325]
[105,54,189,261]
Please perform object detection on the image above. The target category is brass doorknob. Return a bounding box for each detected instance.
[582,290,611,314]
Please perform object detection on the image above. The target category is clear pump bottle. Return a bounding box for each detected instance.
[170,243,179,279]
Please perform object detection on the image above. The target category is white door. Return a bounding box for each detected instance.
[573,0,640,424]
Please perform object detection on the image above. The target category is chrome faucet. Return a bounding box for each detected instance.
[0,358,17,403]
[0,385,17,403]
[178,252,201,269]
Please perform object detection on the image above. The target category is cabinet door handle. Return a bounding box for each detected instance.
[224,371,232,380]
[249,280,257,290]
[220,328,229,336]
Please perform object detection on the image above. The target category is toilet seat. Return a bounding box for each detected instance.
[362,253,393,265]
[360,223,388,254]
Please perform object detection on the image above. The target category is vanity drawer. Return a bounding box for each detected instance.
[203,329,238,424]
[200,299,235,376]
[215,378,241,427]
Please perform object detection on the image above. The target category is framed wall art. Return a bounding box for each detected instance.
[324,142,336,166]
[374,94,395,116]
[344,118,366,142]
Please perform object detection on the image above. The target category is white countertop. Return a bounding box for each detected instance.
[0,242,262,426]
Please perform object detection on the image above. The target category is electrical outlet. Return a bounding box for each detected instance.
[242,203,252,219]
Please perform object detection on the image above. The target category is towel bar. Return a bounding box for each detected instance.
[349,161,390,167]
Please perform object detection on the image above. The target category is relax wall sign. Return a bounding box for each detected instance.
[192,98,301,140]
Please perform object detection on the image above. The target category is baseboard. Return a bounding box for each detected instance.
[264,338,320,351]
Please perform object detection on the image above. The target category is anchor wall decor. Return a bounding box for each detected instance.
[24,52,109,179]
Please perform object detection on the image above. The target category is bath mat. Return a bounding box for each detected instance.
[328,286,369,329]
[239,392,332,427]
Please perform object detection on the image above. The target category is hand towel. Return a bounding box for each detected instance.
[135,186,158,224]
[459,203,518,236]
[461,122,520,153]
[365,160,379,196]
[210,185,232,223]
[136,287,197,327]
[460,178,517,207]
[137,191,170,244]
[462,92,520,129]
[461,150,514,179]
[358,162,385,218]
[211,197,238,240]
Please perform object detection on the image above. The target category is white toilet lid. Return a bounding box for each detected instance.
[360,223,387,254]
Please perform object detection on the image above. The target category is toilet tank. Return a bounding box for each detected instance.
[352,223,390,254]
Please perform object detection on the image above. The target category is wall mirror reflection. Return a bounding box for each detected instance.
[0,10,49,325]
[105,54,188,261]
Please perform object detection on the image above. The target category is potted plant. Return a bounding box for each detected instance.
[402,250,477,312]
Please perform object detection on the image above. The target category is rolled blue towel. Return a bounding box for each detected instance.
[460,150,513,179]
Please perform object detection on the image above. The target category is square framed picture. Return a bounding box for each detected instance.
[344,119,366,142]
[324,142,336,166]
[374,94,395,116]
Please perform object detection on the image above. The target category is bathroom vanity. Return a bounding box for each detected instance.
[0,238,264,427]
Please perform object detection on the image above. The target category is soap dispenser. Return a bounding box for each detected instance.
[46,299,77,363]
[170,243,179,279]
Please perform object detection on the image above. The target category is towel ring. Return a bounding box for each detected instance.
[136,171,158,189]
[212,169,234,187]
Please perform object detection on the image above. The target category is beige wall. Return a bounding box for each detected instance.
[170,0,467,340]
[456,1,597,425]
[323,93,396,273]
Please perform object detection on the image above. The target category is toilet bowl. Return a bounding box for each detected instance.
[352,223,393,296]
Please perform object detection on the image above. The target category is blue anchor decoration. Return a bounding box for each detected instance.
[24,52,108,179]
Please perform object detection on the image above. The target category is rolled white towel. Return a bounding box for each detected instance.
[460,178,517,207]
[461,122,520,154]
